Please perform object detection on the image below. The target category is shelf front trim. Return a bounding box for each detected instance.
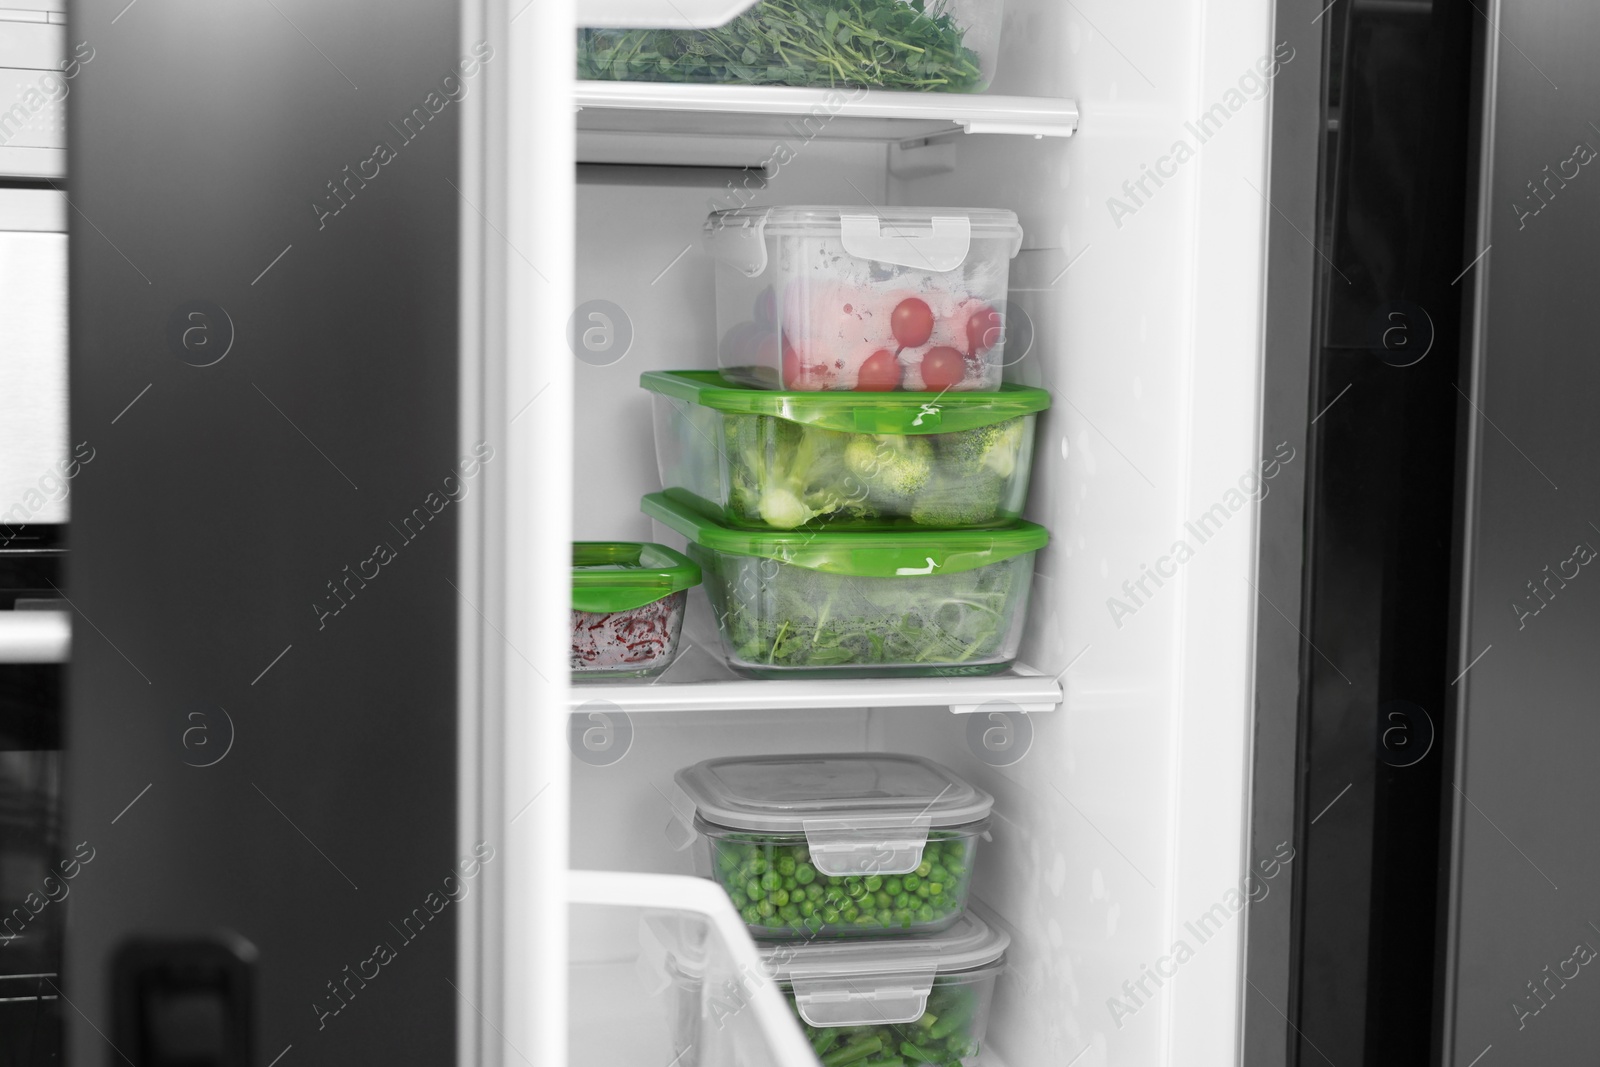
[572,661,1063,715]
[575,81,1081,139]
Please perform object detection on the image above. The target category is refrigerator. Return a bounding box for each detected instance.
[15,0,1593,1064]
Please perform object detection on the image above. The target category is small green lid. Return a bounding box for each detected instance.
[643,493,1047,578]
[572,541,701,613]
[640,370,1050,435]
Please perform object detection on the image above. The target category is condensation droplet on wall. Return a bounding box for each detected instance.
[1091,867,1107,900]
[1099,558,1110,578]
[1107,902,1121,937]
[1059,435,1070,460]
[1047,917,1064,948]
[1048,853,1068,896]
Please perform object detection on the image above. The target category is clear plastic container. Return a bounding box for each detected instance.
[677,753,994,938]
[571,541,701,680]
[664,907,1011,1067]
[643,370,1049,531]
[577,0,1003,94]
[643,492,1046,676]
[705,206,1024,392]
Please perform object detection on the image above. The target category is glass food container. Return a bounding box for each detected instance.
[644,491,1046,677]
[577,0,1004,94]
[643,370,1048,531]
[571,541,701,680]
[663,905,1011,1067]
[677,753,994,938]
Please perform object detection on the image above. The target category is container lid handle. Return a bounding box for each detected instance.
[840,214,971,271]
[803,815,930,877]
[791,965,938,1027]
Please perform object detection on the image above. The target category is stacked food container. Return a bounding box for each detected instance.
[641,204,1050,679]
[671,753,1010,1067]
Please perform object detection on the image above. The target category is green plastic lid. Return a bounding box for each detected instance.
[571,541,700,613]
[640,370,1050,435]
[643,493,1047,579]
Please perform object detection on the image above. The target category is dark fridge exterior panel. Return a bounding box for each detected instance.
[65,0,474,1062]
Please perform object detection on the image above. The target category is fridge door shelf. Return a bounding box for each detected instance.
[575,82,1080,161]
[571,641,1063,715]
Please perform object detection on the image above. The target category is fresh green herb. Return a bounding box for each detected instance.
[714,833,976,936]
[701,547,1028,673]
[790,981,983,1067]
[723,414,1027,530]
[577,0,988,92]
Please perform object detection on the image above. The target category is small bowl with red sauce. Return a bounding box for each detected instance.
[572,542,701,681]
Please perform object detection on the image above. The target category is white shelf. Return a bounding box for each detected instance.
[572,640,1062,715]
[574,81,1080,150]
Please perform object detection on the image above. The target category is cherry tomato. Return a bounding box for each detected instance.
[891,298,935,348]
[855,349,901,391]
[966,305,1004,356]
[920,346,967,390]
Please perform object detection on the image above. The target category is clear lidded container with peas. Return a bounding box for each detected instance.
[676,753,992,939]
[661,908,1010,1067]
[769,910,1009,1067]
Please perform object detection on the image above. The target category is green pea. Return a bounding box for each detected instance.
[777,856,796,877]
[795,864,816,885]
[761,871,783,891]
[864,875,883,892]
[928,882,944,896]
[771,888,789,907]
[885,877,903,895]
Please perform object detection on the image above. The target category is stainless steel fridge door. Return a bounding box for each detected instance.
[1445,0,1600,1061]
[65,0,480,1062]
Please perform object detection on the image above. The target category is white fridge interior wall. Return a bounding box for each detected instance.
[559,0,1275,1064]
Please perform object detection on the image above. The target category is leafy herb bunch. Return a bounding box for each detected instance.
[577,0,988,92]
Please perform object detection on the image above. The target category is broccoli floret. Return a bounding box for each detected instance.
[723,415,857,529]
[909,474,1006,526]
[756,486,816,528]
[844,435,933,503]
[944,420,1026,479]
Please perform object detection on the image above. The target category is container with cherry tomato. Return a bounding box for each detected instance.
[705,206,1024,392]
